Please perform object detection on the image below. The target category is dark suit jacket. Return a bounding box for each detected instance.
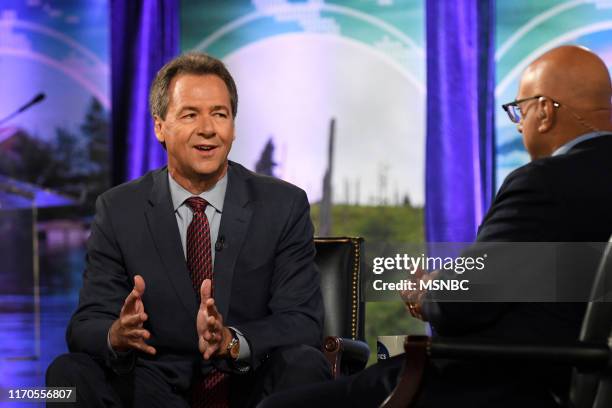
[66,161,324,392]
[423,135,612,403]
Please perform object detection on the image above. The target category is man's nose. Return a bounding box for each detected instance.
[196,115,215,137]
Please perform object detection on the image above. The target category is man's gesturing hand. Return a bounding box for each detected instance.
[197,279,232,360]
[109,275,156,355]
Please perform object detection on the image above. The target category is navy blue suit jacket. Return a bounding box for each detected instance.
[423,136,612,403]
[430,136,612,339]
[66,161,324,392]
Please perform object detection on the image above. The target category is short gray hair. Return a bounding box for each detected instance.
[149,52,238,120]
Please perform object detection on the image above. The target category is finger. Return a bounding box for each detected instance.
[400,287,419,303]
[134,298,144,314]
[207,315,217,329]
[123,294,145,317]
[205,316,220,341]
[122,290,140,314]
[214,330,223,344]
[197,309,208,335]
[199,336,208,354]
[123,312,147,326]
[202,318,221,343]
[123,276,146,312]
[133,275,146,296]
[200,279,212,303]
[129,339,156,355]
[406,292,420,304]
[121,312,147,328]
[204,344,219,360]
[126,329,151,340]
[205,298,218,318]
[199,337,218,360]
[203,330,222,344]
[202,327,215,342]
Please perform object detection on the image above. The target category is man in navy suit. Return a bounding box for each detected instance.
[259,45,612,407]
[47,53,330,407]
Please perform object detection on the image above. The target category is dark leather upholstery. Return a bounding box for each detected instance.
[316,237,365,340]
[571,238,612,408]
[315,237,369,377]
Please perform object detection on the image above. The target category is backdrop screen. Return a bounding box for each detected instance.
[495,0,612,186]
[181,0,426,207]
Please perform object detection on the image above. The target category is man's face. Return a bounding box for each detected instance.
[154,74,235,185]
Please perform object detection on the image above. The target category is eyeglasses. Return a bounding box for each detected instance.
[502,95,560,123]
[502,95,600,132]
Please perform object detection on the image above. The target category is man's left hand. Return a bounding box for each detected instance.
[400,269,438,321]
[197,279,232,360]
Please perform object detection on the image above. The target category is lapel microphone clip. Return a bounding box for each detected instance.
[215,236,225,252]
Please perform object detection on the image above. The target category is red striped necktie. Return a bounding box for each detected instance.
[185,197,229,408]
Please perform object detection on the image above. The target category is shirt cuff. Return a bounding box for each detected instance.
[107,328,118,358]
[229,327,251,372]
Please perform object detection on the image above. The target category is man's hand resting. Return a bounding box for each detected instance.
[197,279,232,360]
[109,275,156,355]
[400,269,439,321]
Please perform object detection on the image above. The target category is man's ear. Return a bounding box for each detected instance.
[537,97,555,133]
[153,116,165,143]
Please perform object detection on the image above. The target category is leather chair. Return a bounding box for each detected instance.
[315,237,370,378]
[382,236,612,408]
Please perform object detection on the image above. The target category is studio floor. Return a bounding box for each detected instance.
[0,245,85,407]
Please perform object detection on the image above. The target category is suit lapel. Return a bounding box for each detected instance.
[214,163,253,320]
[145,168,198,316]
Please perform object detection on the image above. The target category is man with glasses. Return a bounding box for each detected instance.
[259,45,612,407]
[501,46,612,162]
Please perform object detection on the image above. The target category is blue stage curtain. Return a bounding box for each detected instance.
[425,0,496,243]
[110,0,179,184]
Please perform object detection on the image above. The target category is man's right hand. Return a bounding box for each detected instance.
[109,275,156,355]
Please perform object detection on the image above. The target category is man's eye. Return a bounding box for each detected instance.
[182,113,196,119]
[213,112,227,118]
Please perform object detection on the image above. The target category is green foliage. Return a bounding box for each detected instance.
[81,98,110,176]
[310,203,426,364]
[53,127,81,177]
[0,130,54,184]
[79,98,110,211]
[311,204,423,242]
[0,97,110,214]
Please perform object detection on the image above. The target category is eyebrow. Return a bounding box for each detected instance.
[209,105,229,112]
[178,106,200,114]
[176,105,230,116]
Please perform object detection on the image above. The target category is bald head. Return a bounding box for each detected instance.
[516,45,612,159]
[522,45,611,111]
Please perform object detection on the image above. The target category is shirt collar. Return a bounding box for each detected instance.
[168,170,228,213]
[552,131,612,156]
